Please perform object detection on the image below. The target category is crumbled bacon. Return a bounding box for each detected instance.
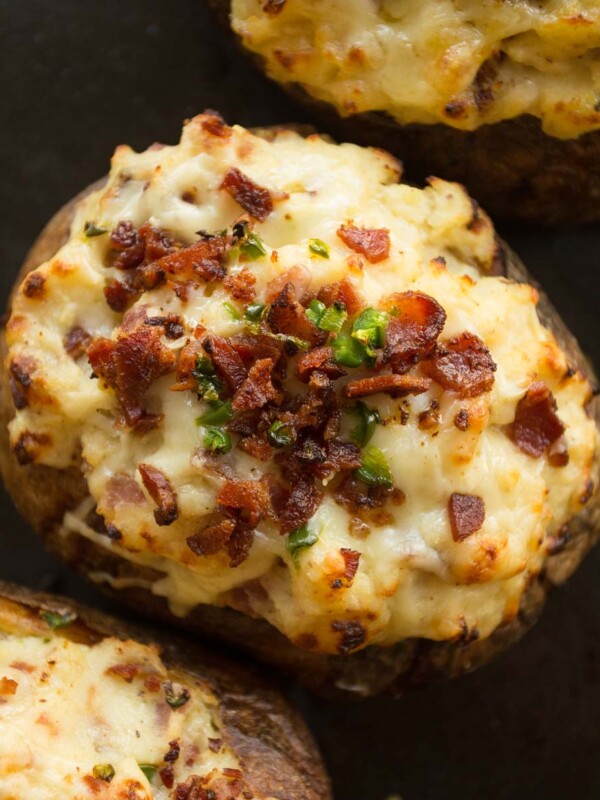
[296,346,347,382]
[204,336,247,392]
[225,267,256,302]
[422,332,496,397]
[232,358,279,411]
[507,382,566,458]
[153,233,229,283]
[146,314,185,340]
[340,548,361,584]
[220,167,273,222]
[111,221,175,271]
[379,291,446,373]
[279,475,323,535]
[229,333,285,374]
[265,265,311,303]
[63,325,92,359]
[200,111,231,138]
[237,435,273,461]
[172,337,205,392]
[334,474,403,518]
[448,493,486,541]
[217,478,274,524]
[138,463,179,526]
[331,620,366,654]
[105,662,162,691]
[187,519,236,557]
[317,278,364,316]
[104,277,140,312]
[88,310,177,428]
[13,431,51,465]
[343,373,431,399]
[22,271,46,299]
[266,283,324,346]
[227,526,256,568]
[337,224,390,263]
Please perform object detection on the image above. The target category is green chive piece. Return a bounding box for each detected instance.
[84,221,108,237]
[245,303,266,322]
[306,298,326,327]
[351,402,381,447]
[93,764,115,782]
[193,356,215,376]
[319,301,347,333]
[241,231,267,260]
[267,420,296,448]
[223,301,241,320]
[164,682,191,709]
[139,764,157,782]
[198,401,233,426]
[272,332,310,351]
[331,331,367,368]
[40,609,77,630]
[193,356,222,402]
[286,525,318,564]
[355,446,393,489]
[309,238,330,259]
[351,307,389,354]
[203,427,232,454]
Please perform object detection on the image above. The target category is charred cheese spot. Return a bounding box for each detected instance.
[6,114,597,655]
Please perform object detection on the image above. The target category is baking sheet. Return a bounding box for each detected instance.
[2,3,600,798]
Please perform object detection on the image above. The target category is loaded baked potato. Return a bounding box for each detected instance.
[212,1,600,224]
[0,581,330,799]
[1,113,599,697]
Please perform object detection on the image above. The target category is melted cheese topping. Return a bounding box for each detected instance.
[0,628,239,799]
[231,0,600,138]
[6,115,597,655]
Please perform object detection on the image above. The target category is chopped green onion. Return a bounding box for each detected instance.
[193,356,222,402]
[139,764,157,782]
[93,764,115,782]
[306,298,326,327]
[351,307,389,354]
[286,525,318,564]
[241,231,267,260]
[309,238,330,259]
[245,303,266,322]
[267,420,296,448]
[40,609,77,630]
[271,332,310,351]
[198,401,233,426]
[331,331,367,368]
[84,221,108,237]
[351,402,381,447]
[203,427,232,454]
[164,682,191,709]
[194,356,215,376]
[319,301,347,333]
[355,446,393,489]
[223,301,241,320]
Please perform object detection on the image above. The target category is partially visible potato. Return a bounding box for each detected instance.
[0,581,331,799]
[212,0,600,224]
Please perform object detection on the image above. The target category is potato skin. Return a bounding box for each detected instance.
[0,580,332,800]
[1,160,599,699]
[207,0,600,225]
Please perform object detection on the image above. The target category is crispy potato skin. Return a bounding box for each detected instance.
[207,0,600,225]
[0,581,332,800]
[2,154,599,699]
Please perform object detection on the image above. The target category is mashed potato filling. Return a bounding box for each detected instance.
[0,600,239,799]
[6,115,596,655]
[231,0,600,138]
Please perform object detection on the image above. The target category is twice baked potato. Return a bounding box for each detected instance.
[212,1,600,224]
[2,113,599,697]
[0,581,330,799]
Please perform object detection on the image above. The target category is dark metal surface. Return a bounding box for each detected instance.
[1,2,600,798]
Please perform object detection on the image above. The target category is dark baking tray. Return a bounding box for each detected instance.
[2,3,600,798]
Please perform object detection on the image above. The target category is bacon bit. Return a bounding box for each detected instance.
[220,167,273,222]
[280,475,323,535]
[454,409,470,431]
[208,738,222,753]
[105,662,162,688]
[266,283,323,346]
[22,271,46,299]
[265,265,311,303]
[63,325,92,359]
[187,519,236,557]
[153,234,228,283]
[9,355,35,410]
[508,382,566,458]
[317,278,364,316]
[548,437,570,468]
[448,493,486,541]
[237,435,273,461]
[104,277,140,312]
[331,620,366,654]
[201,112,231,138]
[88,311,177,428]
[164,740,181,764]
[422,332,496,397]
[379,291,446,373]
[232,358,279,412]
[229,333,285,372]
[344,373,431,399]
[340,548,361,584]
[337,224,390,263]
[225,267,256,302]
[0,678,17,696]
[203,335,247,393]
[217,478,273,522]
[13,431,51,465]
[334,474,403,517]
[146,314,185,340]
[138,463,179,526]
[227,526,256,567]
[174,776,205,800]
[172,338,205,392]
[296,346,347,382]
[310,439,362,480]
[160,765,175,789]
[111,221,175,271]
[418,400,441,430]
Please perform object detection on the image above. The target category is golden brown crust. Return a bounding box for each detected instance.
[2,146,599,698]
[0,581,332,800]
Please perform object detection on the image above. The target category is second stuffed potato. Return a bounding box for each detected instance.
[2,113,599,696]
